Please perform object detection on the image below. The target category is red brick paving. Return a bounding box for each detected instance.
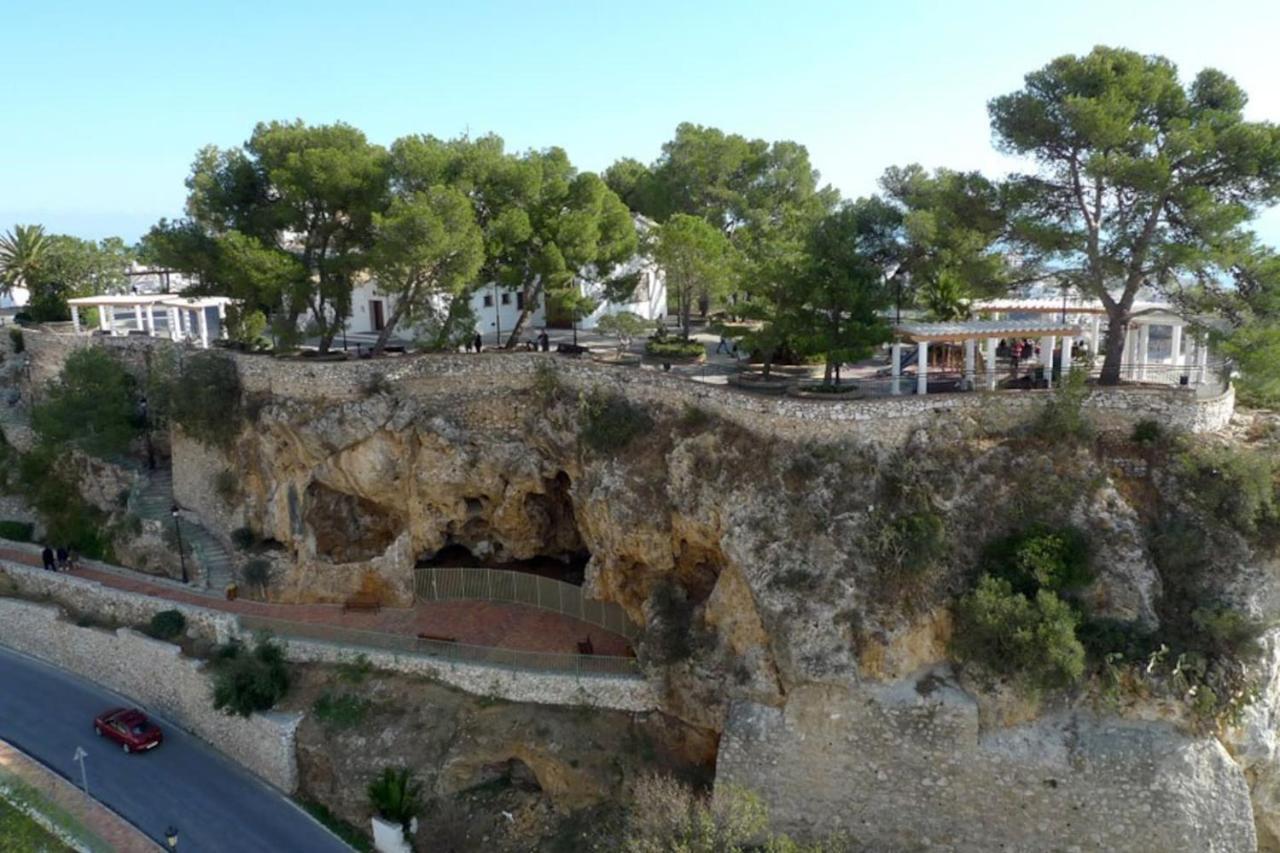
[0,548,633,659]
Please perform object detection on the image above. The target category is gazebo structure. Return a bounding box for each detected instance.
[892,319,1084,395]
[68,295,234,349]
[972,297,1215,385]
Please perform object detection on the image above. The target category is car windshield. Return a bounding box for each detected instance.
[130,723,152,735]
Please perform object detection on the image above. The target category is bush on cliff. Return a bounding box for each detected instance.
[147,609,187,640]
[1175,443,1276,536]
[578,388,652,455]
[951,575,1085,690]
[166,352,243,448]
[981,524,1092,598]
[31,347,140,458]
[210,638,289,716]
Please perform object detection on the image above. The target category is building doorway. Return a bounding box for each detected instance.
[370,299,385,332]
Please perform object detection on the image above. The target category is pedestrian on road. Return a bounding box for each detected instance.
[464,337,473,353]
[716,336,730,354]
[473,333,483,353]
[41,545,55,572]
[55,546,68,570]
[539,330,550,352]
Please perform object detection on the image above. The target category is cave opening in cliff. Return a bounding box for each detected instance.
[416,543,591,585]
[417,470,592,584]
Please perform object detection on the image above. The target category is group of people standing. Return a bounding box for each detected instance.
[463,330,552,353]
[40,544,75,572]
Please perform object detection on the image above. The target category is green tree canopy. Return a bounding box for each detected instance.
[23,235,134,322]
[991,46,1280,384]
[367,186,484,353]
[0,224,49,298]
[32,348,139,458]
[651,214,732,339]
[784,199,896,385]
[161,121,390,351]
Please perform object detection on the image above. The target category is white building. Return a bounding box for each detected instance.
[347,216,667,346]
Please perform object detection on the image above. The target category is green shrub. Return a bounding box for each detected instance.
[147,609,187,641]
[578,388,653,454]
[678,404,713,430]
[531,360,563,405]
[1175,443,1276,535]
[213,469,239,505]
[231,527,257,550]
[211,638,290,716]
[312,691,370,728]
[1131,419,1163,444]
[0,520,34,542]
[168,353,243,448]
[8,328,23,354]
[243,558,272,595]
[1035,367,1091,441]
[1191,607,1267,661]
[645,339,705,359]
[981,524,1092,597]
[642,580,695,665]
[16,445,110,559]
[367,767,423,833]
[951,575,1086,689]
[31,347,140,458]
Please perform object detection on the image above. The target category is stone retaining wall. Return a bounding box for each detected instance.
[717,682,1256,851]
[0,597,299,792]
[0,558,237,645]
[279,637,658,712]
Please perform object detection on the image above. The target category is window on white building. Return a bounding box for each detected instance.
[516,292,525,310]
[501,292,511,305]
[483,294,494,308]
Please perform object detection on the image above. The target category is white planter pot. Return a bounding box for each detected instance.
[371,815,413,853]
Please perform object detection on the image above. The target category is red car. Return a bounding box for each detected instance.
[93,708,163,753]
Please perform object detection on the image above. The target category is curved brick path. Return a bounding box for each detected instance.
[0,547,633,658]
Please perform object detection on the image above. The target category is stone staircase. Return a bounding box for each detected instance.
[130,468,236,590]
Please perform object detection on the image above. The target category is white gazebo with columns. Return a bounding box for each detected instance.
[67,294,235,349]
[892,319,1084,396]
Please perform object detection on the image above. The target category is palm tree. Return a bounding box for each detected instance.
[0,224,48,297]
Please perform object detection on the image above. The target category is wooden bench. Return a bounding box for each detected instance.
[342,591,382,613]
[577,637,594,656]
[416,632,457,644]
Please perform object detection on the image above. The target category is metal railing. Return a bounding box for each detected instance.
[413,567,640,641]
[237,613,642,678]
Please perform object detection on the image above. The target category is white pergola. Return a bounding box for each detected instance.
[972,297,1213,384]
[893,319,1084,396]
[67,295,234,349]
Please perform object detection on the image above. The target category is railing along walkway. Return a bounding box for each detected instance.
[413,567,640,641]
[238,613,641,678]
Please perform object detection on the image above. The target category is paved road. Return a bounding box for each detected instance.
[0,645,351,853]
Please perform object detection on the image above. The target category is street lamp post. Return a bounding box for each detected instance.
[170,505,188,584]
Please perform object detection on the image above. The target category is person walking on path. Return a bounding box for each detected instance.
[538,330,550,352]
[473,333,483,353]
[55,546,68,570]
[41,545,55,572]
[716,335,731,355]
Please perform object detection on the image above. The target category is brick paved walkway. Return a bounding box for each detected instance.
[1,548,633,658]
[0,739,161,852]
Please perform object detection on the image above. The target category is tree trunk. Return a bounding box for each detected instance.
[503,281,541,349]
[371,299,410,355]
[1098,305,1129,385]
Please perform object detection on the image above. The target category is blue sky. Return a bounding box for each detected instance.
[2,0,1278,245]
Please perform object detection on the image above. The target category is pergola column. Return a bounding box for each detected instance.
[133,303,143,333]
[144,304,156,335]
[1137,324,1151,381]
[1090,316,1102,359]
[1170,324,1184,380]
[916,340,929,396]
[963,338,976,390]
[197,308,210,349]
[1197,337,1210,383]
[70,305,81,334]
[1060,335,1074,377]
[985,338,998,391]
[890,342,903,395]
[99,304,112,334]
[168,307,179,341]
[1041,335,1056,389]
[1122,325,1135,380]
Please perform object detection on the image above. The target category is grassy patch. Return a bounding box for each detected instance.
[578,388,653,455]
[312,692,370,729]
[299,800,373,853]
[0,795,74,852]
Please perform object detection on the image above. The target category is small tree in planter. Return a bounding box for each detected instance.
[368,767,423,844]
[595,311,651,357]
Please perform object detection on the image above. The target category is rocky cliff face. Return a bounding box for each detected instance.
[171,359,1280,850]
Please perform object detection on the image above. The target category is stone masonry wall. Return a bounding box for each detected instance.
[716,680,1256,852]
[0,597,299,792]
[170,428,244,535]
